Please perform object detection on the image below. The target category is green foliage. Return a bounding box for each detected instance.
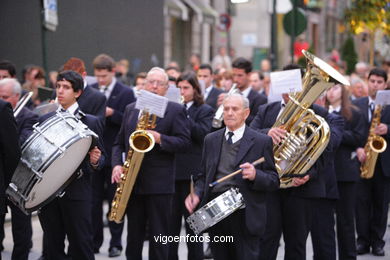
[345,0,390,35]
[341,36,358,75]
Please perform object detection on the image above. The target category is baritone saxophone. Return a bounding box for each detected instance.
[109,110,156,223]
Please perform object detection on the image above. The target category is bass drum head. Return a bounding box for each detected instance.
[25,136,92,210]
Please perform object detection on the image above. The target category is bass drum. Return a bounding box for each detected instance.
[7,112,97,214]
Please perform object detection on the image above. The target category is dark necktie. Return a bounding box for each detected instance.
[227,131,234,144]
[60,108,67,113]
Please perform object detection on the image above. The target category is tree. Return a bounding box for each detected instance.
[341,36,358,75]
[345,0,390,65]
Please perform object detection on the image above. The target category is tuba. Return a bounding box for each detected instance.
[109,110,156,223]
[273,50,350,188]
[212,84,239,128]
[360,105,387,179]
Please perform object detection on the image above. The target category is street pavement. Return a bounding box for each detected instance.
[2,210,390,259]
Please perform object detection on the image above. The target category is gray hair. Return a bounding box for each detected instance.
[0,78,22,95]
[223,93,249,109]
[147,67,169,83]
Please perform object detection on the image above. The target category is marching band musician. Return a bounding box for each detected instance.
[0,78,38,260]
[197,64,224,110]
[91,54,135,257]
[111,67,191,260]
[354,68,390,256]
[325,83,365,259]
[217,58,267,126]
[310,94,344,260]
[185,93,279,260]
[169,71,214,260]
[0,99,21,260]
[249,64,335,260]
[38,70,104,260]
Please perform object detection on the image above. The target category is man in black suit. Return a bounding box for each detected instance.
[169,71,214,260]
[197,64,224,110]
[354,68,390,256]
[111,67,191,260]
[91,54,135,257]
[0,78,38,260]
[185,93,279,260]
[38,71,104,260]
[0,99,21,260]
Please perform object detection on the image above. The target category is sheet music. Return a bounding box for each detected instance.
[165,84,181,103]
[270,69,303,95]
[375,90,390,106]
[135,90,168,118]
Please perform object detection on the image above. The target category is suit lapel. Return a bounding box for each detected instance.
[107,83,119,107]
[207,130,224,184]
[188,104,198,119]
[234,127,255,167]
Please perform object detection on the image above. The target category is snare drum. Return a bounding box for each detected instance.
[6,112,98,214]
[186,188,244,235]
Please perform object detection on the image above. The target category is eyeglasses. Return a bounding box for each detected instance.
[147,79,166,87]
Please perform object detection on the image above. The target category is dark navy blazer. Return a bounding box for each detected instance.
[78,85,107,121]
[0,100,21,214]
[195,126,279,236]
[175,103,214,180]
[112,101,191,194]
[246,89,267,125]
[92,81,135,166]
[205,87,224,110]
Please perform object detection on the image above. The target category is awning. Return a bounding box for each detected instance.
[183,0,219,24]
[164,0,189,21]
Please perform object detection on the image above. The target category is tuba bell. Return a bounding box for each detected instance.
[109,109,156,223]
[273,50,350,188]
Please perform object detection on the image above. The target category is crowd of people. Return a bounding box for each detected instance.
[0,48,389,260]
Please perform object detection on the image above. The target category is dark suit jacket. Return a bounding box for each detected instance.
[246,89,267,125]
[205,86,224,110]
[334,108,365,182]
[195,126,279,236]
[92,81,135,166]
[16,107,39,145]
[39,109,105,200]
[112,101,191,194]
[77,85,107,121]
[250,101,330,198]
[175,103,214,180]
[353,97,390,177]
[0,100,21,214]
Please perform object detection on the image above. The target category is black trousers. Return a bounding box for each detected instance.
[125,194,172,260]
[38,197,94,260]
[311,198,336,260]
[91,166,124,250]
[356,163,390,249]
[209,208,260,260]
[168,180,203,260]
[0,202,32,260]
[335,181,357,259]
[259,189,313,260]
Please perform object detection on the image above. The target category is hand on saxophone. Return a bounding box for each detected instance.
[185,193,200,214]
[356,147,366,163]
[147,130,161,144]
[375,123,388,136]
[112,165,123,183]
[268,127,287,144]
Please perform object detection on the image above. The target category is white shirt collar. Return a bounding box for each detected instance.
[240,86,251,98]
[83,80,88,89]
[185,100,194,110]
[368,96,375,105]
[329,105,341,113]
[204,85,213,99]
[58,102,79,115]
[100,77,117,99]
[225,124,246,144]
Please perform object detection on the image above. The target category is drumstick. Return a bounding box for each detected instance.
[209,157,265,188]
[190,175,194,195]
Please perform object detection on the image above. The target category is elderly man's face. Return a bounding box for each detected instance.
[145,72,168,96]
[223,95,249,131]
[0,83,19,108]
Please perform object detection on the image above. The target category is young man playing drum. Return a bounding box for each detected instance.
[185,93,279,260]
[38,70,104,260]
